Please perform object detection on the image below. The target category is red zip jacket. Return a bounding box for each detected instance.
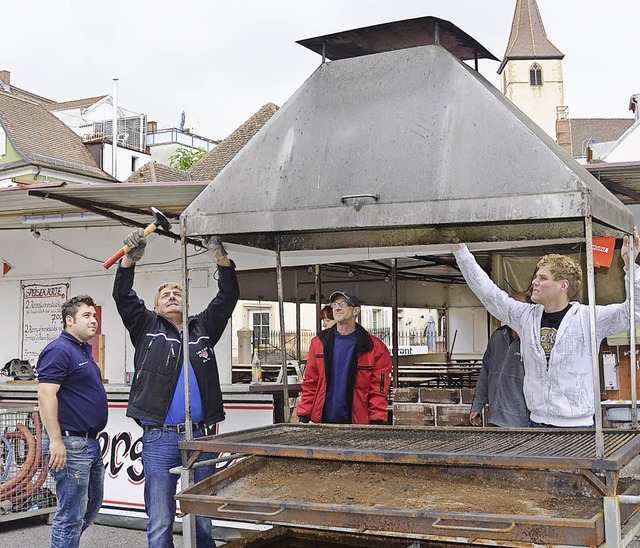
[297,324,391,424]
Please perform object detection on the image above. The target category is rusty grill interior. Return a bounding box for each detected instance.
[183,424,640,473]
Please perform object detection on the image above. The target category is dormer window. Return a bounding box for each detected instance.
[530,63,542,86]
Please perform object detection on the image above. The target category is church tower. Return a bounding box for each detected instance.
[498,0,565,140]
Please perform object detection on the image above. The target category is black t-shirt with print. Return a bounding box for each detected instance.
[540,303,572,363]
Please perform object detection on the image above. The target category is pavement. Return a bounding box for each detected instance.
[0,515,185,547]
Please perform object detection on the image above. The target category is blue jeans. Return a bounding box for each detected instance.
[142,427,217,548]
[43,436,104,548]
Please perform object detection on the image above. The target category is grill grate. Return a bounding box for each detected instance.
[183,424,640,472]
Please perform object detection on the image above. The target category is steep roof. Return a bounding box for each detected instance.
[590,118,640,162]
[47,95,109,111]
[188,103,279,181]
[125,161,191,183]
[568,118,635,157]
[499,0,563,73]
[0,90,114,181]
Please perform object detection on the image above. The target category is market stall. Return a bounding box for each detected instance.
[176,15,639,546]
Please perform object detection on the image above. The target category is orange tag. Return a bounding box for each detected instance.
[593,236,616,268]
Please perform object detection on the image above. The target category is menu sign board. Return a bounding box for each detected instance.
[21,281,69,364]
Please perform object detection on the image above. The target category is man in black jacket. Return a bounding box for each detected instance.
[113,230,239,548]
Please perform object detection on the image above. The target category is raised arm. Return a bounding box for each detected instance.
[452,244,530,333]
[198,237,240,344]
[621,226,640,270]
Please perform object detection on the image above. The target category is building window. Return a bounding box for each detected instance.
[530,63,542,86]
[131,156,138,172]
[250,311,270,348]
[370,308,390,343]
[372,309,383,330]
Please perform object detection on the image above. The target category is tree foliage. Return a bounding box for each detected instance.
[169,147,206,171]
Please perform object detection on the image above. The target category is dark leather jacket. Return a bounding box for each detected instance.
[113,262,239,425]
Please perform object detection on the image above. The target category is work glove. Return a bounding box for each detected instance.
[124,228,146,262]
[203,235,228,261]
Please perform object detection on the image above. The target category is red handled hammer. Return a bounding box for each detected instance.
[102,207,172,269]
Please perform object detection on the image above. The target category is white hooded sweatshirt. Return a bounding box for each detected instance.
[454,246,640,427]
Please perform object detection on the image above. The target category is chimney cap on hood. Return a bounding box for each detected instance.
[297,16,499,63]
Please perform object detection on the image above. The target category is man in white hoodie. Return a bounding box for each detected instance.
[452,228,640,427]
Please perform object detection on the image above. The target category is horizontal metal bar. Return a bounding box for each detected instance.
[432,517,515,533]
[169,452,246,475]
[217,503,284,516]
[619,495,640,505]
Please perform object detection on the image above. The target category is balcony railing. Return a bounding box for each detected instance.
[146,128,217,151]
[79,114,147,152]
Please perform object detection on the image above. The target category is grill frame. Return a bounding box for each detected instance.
[178,425,640,545]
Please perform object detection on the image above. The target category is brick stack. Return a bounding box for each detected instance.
[392,387,476,427]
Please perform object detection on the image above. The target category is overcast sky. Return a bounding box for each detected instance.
[4,0,638,139]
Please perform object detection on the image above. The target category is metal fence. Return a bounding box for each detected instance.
[368,328,429,346]
[253,331,314,364]
[0,408,57,522]
[252,329,436,364]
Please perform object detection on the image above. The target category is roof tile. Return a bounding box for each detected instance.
[0,90,114,180]
[500,0,563,71]
[125,161,191,183]
[569,118,635,157]
[188,103,279,181]
[47,95,109,111]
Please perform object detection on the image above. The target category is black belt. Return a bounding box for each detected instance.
[142,422,206,434]
[62,430,98,439]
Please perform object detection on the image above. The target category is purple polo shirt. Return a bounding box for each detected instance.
[37,331,108,434]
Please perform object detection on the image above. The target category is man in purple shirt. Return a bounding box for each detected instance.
[37,295,108,548]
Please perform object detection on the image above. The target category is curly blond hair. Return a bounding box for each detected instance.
[536,254,582,299]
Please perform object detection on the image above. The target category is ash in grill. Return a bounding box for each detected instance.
[214,458,600,517]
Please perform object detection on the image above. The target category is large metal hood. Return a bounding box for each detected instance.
[182,23,633,251]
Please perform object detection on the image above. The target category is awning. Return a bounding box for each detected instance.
[586,161,640,204]
[0,180,210,231]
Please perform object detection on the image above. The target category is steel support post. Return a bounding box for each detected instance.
[603,496,622,547]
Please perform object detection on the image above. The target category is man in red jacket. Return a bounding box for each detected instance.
[297,291,392,425]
